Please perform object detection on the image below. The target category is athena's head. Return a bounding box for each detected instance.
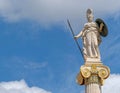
[86,9,94,22]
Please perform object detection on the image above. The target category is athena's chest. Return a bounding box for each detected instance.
[84,22,97,28]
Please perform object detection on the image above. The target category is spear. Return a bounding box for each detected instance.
[67,19,84,60]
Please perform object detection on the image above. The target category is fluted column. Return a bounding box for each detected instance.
[85,76,101,93]
[85,83,101,93]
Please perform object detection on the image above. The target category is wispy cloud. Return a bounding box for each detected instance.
[24,62,47,69]
[0,0,120,24]
[2,56,48,70]
[0,80,51,93]
[0,56,49,79]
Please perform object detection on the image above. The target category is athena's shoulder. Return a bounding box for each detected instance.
[84,23,89,26]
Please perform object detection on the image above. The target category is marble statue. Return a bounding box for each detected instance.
[74,9,104,62]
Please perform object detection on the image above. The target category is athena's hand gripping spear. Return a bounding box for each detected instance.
[67,19,85,61]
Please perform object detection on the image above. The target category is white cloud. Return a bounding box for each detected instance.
[0,0,120,24]
[102,74,120,93]
[0,80,51,93]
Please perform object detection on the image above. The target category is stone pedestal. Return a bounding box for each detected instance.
[76,62,110,93]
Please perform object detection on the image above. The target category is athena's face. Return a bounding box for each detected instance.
[87,14,94,22]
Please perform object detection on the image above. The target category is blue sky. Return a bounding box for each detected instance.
[0,0,120,93]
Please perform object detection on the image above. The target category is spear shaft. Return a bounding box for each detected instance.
[67,19,84,60]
